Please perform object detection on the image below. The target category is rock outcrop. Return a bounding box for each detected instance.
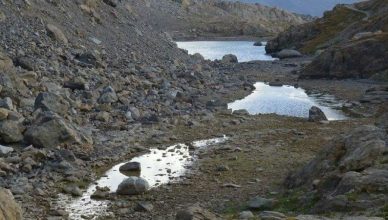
[285,121,388,215]
[267,0,388,79]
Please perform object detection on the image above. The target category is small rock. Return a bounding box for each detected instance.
[247,196,276,210]
[46,24,68,44]
[116,177,149,195]
[176,203,220,220]
[0,108,9,120]
[129,107,141,120]
[222,54,238,63]
[96,111,111,122]
[239,211,254,219]
[0,120,23,143]
[135,201,153,212]
[119,161,141,172]
[91,186,110,199]
[98,86,118,104]
[268,82,283,87]
[63,185,82,197]
[253,41,263,46]
[216,164,230,172]
[0,52,13,71]
[233,109,249,115]
[259,211,287,219]
[276,49,302,59]
[308,106,328,122]
[0,97,13,110]
[0,145,14,156]
[223,183,241,188]
[103,0,118,7]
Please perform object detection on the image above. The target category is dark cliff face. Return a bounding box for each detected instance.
[266,0,388,80]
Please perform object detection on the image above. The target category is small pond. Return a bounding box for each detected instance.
[57,136,228,219]
[228,82,348,120]
[176,41,275,62]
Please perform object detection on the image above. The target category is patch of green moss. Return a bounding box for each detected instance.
[274,190,320,213]
[380,204,388,219]
[302,7,365,54]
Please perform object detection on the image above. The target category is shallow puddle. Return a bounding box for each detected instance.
[228,82,347,120]
[57,136,228,219]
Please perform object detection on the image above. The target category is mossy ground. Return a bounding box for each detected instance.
[301,7,365,53]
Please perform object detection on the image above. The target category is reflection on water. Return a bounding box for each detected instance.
[57,136,228,220]
[228,82,347,120]
[176,41,276,62]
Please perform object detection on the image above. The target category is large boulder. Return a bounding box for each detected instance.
[24,115,92,149]
[0,187,22,220]
[116,177,149,195]
[308,106,328,122]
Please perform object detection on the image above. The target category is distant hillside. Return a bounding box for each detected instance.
[227,0,361,16]
[127,0,308,39]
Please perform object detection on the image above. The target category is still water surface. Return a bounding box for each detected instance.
[228,82,347,120]
[58,136,228,219]
[176,41,275,62]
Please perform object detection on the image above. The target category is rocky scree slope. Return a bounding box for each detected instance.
[266,0,388,79]
[127,0,307,39]
[0,0,251,218]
